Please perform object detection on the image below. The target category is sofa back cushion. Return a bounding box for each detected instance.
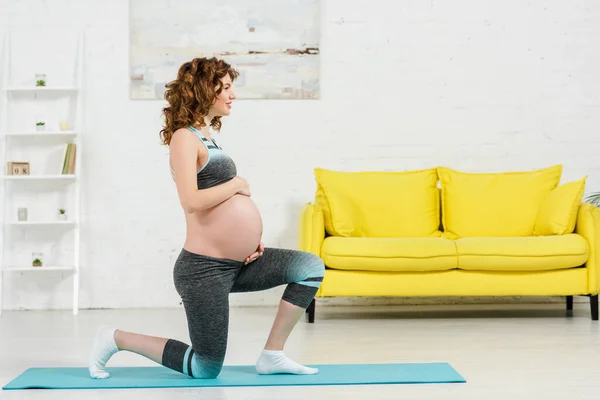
[314,168,440,238]
[533,176,587,236]
[437,165,562,238]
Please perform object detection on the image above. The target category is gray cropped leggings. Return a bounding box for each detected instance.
[161,247,325,379]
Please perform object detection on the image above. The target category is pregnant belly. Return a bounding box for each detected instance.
[193,194,263,262]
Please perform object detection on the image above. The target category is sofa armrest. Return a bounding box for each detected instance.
[576,202,600,294]
[298,202,325,298]
[298,202,325,257]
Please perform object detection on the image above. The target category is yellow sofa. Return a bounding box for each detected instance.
[299,165,600,322]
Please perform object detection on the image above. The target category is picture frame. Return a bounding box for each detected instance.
[7,162,30,176]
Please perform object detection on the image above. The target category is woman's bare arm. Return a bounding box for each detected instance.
[169,129,240,213]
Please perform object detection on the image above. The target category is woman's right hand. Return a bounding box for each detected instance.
[233,176,251,196]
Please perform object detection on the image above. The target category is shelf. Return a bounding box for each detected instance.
[7,220,76,226]
[3,174,76,181]
[5,87,78,92]
[5,131,78,137]
[0,31,84,316]
[2,265,75,272]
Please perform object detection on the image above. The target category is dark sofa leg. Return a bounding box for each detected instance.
[566,296,573,311]
[590,295,598,321]
[306,299,315,323]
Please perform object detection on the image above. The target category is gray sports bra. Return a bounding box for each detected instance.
[170,126,237,190]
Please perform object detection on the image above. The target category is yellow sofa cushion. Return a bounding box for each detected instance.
[455,234,588,271]
[533,177,587,236]
[321,236,457,272]
[437,165,562,238]
[317,268,589,297]
[314,168,440,238]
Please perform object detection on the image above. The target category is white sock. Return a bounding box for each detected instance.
[88,326,119,379]
[256,349,318,375]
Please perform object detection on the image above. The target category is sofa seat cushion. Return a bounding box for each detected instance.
[455,234,588,271]
[321,236,457,272]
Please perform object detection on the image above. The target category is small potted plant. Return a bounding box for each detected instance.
[32,252,44,267]
[58,208,67,220]
[36,122,45,132]
[31,251,44,267]
[35,73,46,87]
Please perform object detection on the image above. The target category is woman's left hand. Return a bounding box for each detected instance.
[244,242,264,265]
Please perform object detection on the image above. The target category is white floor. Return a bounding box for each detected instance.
[1,303,599,399]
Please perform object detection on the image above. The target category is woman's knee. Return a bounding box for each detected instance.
[281,253,324,308]
[287,252,324,289]
[303,253,325,278]
[190,354,224,379]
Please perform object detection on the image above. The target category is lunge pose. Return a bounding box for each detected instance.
[89,57,324,379]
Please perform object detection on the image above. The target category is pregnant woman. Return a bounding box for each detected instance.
[88,57,325,379]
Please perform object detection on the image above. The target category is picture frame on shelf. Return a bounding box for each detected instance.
[7,162,30,175]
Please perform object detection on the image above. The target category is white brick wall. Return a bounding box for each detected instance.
[0,0,599,310]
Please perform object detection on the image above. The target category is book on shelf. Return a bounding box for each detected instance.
[60,143,77,175]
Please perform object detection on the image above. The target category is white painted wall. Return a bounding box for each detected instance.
[0,0,599,310]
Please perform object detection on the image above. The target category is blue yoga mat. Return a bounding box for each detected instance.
[2,363,465,390]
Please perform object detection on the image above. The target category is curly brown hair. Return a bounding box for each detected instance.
[159,57,239,146]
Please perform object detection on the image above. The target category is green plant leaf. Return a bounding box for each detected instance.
[584,192,600,207]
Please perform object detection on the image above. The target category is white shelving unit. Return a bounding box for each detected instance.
[5,87,79,92]
[2,175,77,181]
[7,221,78,226]
[5,131,78,137]
[0,32,84,316]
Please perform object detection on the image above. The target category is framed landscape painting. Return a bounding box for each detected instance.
[129,0,321,100]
